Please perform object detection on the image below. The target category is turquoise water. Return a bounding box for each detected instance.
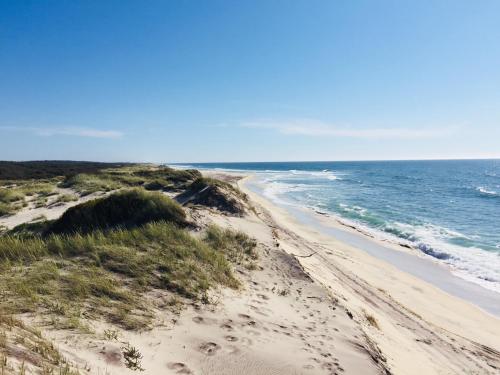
[176,160,500,293]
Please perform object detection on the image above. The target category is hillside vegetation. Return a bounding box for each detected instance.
[0,160,130,180]
[0,163,203,217]
[49,189,187,234]
[0,164,255,374]
[176,177,249,215]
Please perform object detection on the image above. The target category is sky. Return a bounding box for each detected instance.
[1,0,500,163]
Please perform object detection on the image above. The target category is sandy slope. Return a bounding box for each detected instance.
[34,207,385,375]
[238,176,500,375]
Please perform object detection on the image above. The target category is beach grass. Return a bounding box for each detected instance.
[48,189,187,234]
[0,166,256,331]
[60,166,201,196]
[0,220,248,330]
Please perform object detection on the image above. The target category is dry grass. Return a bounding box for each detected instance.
[364,310,380,329]
[0,221,248,330]
[0,312,80,375]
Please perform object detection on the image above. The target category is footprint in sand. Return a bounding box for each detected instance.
[167,362,193,374]
[192,316,217,325]
[198,342,221,356]
[100,346,121,365]
[225,335,238,342]
[220,319,234,331]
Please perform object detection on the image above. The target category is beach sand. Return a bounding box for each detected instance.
[238,174,500,374]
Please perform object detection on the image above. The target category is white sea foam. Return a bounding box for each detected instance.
[476,186,498,196]
[256,171,500,294]
[286,169,343,181]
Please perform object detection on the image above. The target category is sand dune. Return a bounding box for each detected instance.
[2,171,499,374]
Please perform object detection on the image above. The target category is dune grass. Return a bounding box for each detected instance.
[0,181,58,217]
[61,166,201,196]
[204,225,258,268]
[0,202,12,216]
[0,167,257,335]
[48,189,187,235]
[177,177,248,216]
[0,160,131,181]
[60,173,122,195]
[0,312,80,375]
[0,221,244,330]
[188,177,247,200]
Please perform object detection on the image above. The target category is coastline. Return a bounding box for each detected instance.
[2,165,499,374]
[205,169,500,316]
[234,172,500,373]
[246,177,500,317]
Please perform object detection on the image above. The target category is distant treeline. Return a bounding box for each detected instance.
[0,160,133,180]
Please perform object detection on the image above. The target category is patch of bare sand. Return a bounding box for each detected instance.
[0,189,113,230]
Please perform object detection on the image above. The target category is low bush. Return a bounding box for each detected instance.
[49,189,187,234]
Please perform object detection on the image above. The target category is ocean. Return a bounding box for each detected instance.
[174,160,500,294]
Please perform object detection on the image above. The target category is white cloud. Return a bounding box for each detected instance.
[241,119,455,139]
[0,126,123,139]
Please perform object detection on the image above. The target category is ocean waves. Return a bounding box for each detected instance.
[177,160,500,294]
[252,163,500,294]
[476,186,499,197]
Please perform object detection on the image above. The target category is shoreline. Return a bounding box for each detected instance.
[236,172,500,326]
[233,173,500,373]
[238,172,500,317]
[194,167,500,316]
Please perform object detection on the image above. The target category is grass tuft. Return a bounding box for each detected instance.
[48,189,187,234]
[0,221,246,329]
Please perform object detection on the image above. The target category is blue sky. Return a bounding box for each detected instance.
[1,0,499,162]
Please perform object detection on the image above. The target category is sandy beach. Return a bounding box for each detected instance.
[1,169,499,374]
[237,173,500,374]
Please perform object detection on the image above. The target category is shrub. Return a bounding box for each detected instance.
[49,189,187,234]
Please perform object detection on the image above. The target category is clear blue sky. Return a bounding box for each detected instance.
[1,0,499,162]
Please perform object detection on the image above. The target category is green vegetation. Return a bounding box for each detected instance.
[0,163,257,373]
[0,221,241,330]
[60,173,123,195]
[121,344,144,371]
[177,177,248,215]
[0,182,57,217]
[0,314,79,375]
[49,189,187,234]
[204,225,258,269]
[60,166,201,195]
[0,202,11,216]
[0,160,131,180]
[54,193,78,204]
[6,220,53,238]
[188,177,247,200]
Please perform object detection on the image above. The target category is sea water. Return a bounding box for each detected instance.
[175,160,500,294]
